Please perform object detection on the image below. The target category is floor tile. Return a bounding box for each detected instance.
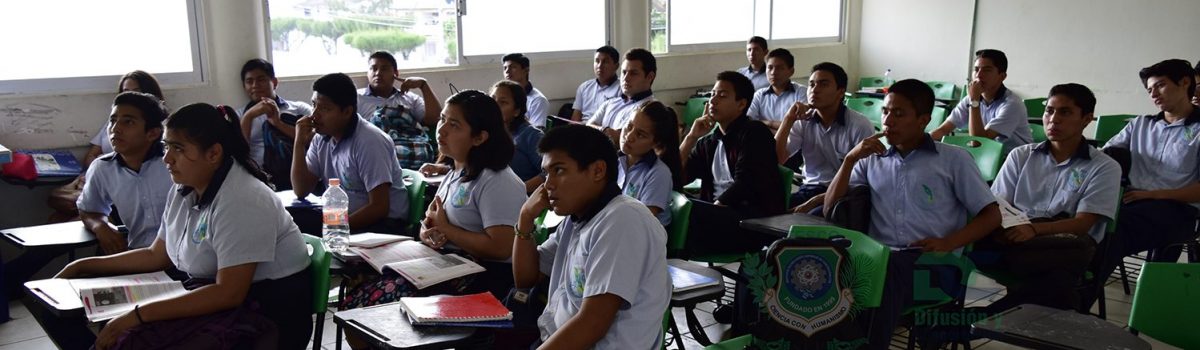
[0,336,54,350]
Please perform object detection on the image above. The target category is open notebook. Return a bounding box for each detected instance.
[353,240,485,289]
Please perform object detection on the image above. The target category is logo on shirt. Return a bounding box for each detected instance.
[1185,126,1197,142]
[921,184,935,205]
[569,266,586,298]
[191,210,210,244]
[1067,168,1085,191]
[624,183,640,198]
[451,183,470,208]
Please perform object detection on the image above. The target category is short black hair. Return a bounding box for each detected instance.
[445,90,514,182]
[113,91,168,133]
[368,51,398,69]
[502,53,530,69]
[716,71,755,116]
[766,48,794,69]
[312,73,358,116]
[748,36,768,51]
[596,46,620,64]
[975,49,1008,73]
[811,62,849,90]
[538,124,618,185]
[118,70,164,101]
[888,79,935,117]
[624,48,657,75]
[1048,83,1097,116]
[1139,59,1196,98]
[240,58,275,80]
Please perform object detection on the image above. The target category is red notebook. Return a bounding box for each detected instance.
[398,292,513,324]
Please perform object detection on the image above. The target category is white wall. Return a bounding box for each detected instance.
[0,0,860,232]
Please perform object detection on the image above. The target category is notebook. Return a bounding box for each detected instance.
[349,232,412,248]
[23,150,81,177]
[399,292,513,326]
[669,265,720,293]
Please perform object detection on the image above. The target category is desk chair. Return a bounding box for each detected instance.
[1024,98,1047,121]
[303,234,332,350]
[1128,263,1200,349]
[1030,123,1047,143]
[927,81,958,102]
[859,76,895,91]
[941,135,1004,182]
[664,192,728,348]
[846,97,884,129]
[1094,114,1136,145]
[400,169,427,235]
[928,106,948,133]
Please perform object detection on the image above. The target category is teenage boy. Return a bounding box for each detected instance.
[503,53,549,128]
[571,46,622,121]
[930,49,1033,154]
[293,73,409,233]
[588,48,658,142]
[358,51,441,170]
[748,48,809,132]
[238,58,313,190]
[736,36,770,91]
[824,79,1000,348]
[513,124,669,349]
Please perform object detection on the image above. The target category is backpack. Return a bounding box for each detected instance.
[368,104,435,170]
[261,112,302,191]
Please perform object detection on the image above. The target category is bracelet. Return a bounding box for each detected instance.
[516,229,535,241]
[133,304,145,325]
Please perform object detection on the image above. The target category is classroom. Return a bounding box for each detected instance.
[0,0,1197,349]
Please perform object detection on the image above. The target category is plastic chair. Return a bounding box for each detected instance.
[1030,123,1048,143]
[682,97,709,128]
[858,76,894,90]
[927,81,957,101]
[302,234,332,350]
[1095,114,1136,145]
[401,169,428,234]
[1128,262,1200,349]
[778,165,794,209]
[1024,98,1047,121]
[941,135,1004,182]
[665,191,693,259]
[927,106,947,133]
[846,97,884,129]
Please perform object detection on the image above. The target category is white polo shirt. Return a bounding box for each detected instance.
[587,90,656,130]
[748,82,809,123]
[526,83,550,128]
[574,78,621,119]
[241,96,314,165]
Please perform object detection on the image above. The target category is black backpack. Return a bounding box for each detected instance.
[261,112,302,191]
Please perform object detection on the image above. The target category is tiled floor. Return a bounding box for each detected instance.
[0,257,1186,350]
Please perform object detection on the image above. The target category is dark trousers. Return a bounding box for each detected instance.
[862,250,967,350]
[1100,199,1198,282]
[970,229,1096,314]
[790,184,827,208]
[684,200,776,258]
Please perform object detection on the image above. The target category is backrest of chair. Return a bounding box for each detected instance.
[302,234,331,314]
[1095,114,1136,145]
[827,185,871,234]
[1024,98,1047,121]
[401,169,428,233]
[683,97,709,127]
[940,135,1004,182]
[778,165,794,209]
[927,106,947,133]
[846,98,884,128]
[1129,262,1200,349]
[787,225,889,308]
[858,76,893,90]
[1030,123,1048,143]
[665,191,692,256]
[927,81,956,101]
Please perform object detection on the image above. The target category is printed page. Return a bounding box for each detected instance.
[352,240,441,273]
[389,254,486,289]
[995,195,1031,228]
[78,281,187,322]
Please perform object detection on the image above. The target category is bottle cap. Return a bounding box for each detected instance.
[329,178,341,187]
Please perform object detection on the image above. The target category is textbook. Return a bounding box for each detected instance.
[669,265,720,293]
[67,271,187,322]
[23,149,81,177]
[352,241,486,289]
[0,144,10,164]
[399,292,512,327]
[349,232,413,248]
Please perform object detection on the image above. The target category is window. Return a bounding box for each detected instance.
[652,0,843,54]
[460,0,607,59]
[267,0,459,78]
[0,0,205,95]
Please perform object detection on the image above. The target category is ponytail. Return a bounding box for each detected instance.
[166,103,274,189]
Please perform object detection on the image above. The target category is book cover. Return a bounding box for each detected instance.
[669,265,720,293]
[399,292,512,324]
[22,149,81,177]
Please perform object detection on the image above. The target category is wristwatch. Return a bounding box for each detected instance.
[969,99,981,108]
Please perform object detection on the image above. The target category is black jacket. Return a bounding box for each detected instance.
[685,115,785,217]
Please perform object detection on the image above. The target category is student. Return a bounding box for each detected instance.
[51,103,313,350]
[238,58,313,190]
[571,46,622,121]
[492,80,546,192]
[977,83,1120,314]
[680,71,784,256]
[930,49,1033,154]
[49,71,166,223]
[1104,59,1200,267]
[6,92,173,299]
[588,48,658,142]
[513,124,669,349]
[618,101,683,226]
[502,53,549,128]
[358,51,441,170]
[774,62,875,214]
[292,73,409,233]
[736,36,770,91]
[823,79,1000,349]
[747,48,808,132]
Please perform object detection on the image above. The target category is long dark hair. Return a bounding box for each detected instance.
[637,101,684,191]
[118,70,164,101]
[445,90,514,182]
[166,103,272,188]
[490,80,529,132]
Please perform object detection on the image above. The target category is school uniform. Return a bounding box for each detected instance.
[747,82,808,123]
[242,96,314,166]
[946,85,1033,153]
[511,121,545,181]
[537,188,669,349]
[736,65,770,91]
[305,115,409,232]
[617,152,674,226]
[574,78,621,120]
[526,83,550,128]
[976,141,1121,312]
[587,90,656,131]
[784,106,876,206]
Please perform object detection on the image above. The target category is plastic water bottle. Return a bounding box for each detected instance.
[322,178,350,254]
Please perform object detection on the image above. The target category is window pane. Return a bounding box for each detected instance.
[461,0,605,57]
[268,0,458,77]
[669,0,753,45]
[650,0,667,54]
[0,0,194,81]
[772,0,841,39]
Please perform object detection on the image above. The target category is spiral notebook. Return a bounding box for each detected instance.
[399,292,512,326]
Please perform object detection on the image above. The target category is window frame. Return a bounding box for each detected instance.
[0,0,209,97]
[657,0,845,55]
